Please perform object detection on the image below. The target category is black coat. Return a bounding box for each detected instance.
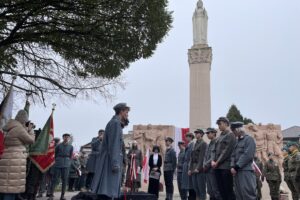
[149,154,162,174]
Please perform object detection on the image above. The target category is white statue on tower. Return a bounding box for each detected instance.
[192,0,208,45]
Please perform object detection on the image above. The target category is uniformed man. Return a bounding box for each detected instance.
[287,142,300,199]
[254,156,264,200]
[177,141,186,200]
[189,129,207,200]
[212,117,236,200]
[85,129,104,190]
[264,152,281,200]
[164,137,177,200]
[92,103,130,199]
[182,133,196,200]
[282,146,298,200]
[230,122,256,200]
[203,127,222,200]
[48,133,74,200]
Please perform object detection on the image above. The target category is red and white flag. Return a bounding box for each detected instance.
[142,147,150,183]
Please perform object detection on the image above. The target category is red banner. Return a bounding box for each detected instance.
[30,114,55,173]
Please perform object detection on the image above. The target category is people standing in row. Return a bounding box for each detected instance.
[181,133,196,200]
[163,137,177,200]
[48,133,73,200]
[148,146,162,198]
[85,130,104,191]
[212,117,236,200]
[282,146,298,200]
[264,153,281,200]
[203,128,221,200]
[0,110,35,200]
[254,156,264,200]
[91,103,130,200]
[230,122,257,200]
[287,142,300,199]
[125,141,143,192]
[177,141,186,200]
[189,129,207,200]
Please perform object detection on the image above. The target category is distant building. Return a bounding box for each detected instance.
[282,126,300,143]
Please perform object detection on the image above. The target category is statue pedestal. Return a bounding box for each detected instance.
[188,46,212,134]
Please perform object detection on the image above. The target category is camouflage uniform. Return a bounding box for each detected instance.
[264,159,281,200]
[288,149,300,198]
[283,154,299,200]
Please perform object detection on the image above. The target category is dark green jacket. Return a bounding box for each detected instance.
[54,142,73,168]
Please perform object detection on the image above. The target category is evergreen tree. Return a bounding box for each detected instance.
[226,104,254,125]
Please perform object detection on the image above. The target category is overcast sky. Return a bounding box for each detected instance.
[19,0,300,148]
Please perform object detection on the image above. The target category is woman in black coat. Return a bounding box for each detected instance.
[147,146,162,198]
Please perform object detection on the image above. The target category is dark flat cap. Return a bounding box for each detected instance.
[286,141,299,148]
[62,133,71,137]
[230,121,244,130]
[185,132,195,139]
[194,129,205,134]
[113,103,130,112]
[165,137,174,143]
[206,127,217,134]
[178,141,185,145]
[216,117,230,125]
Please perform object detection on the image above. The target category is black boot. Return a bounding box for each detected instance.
[60,193,66,200]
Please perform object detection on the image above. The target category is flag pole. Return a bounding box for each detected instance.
[51,103,56,114]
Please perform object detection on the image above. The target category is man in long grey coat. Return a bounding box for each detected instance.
[230,122,256,200]
[85,129,104,190]
[91,103,130,199]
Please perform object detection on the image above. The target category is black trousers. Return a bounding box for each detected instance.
[188,189,196,200]
[164,170,174,194]
[214,169,235,200]
[85,172,94,189]
[68,178,78,191]
[25,163,43,197]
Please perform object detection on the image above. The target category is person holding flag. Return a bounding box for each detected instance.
[0,110,35,200]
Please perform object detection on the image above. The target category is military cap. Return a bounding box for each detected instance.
[230,121,244,130]
[282,146,289,152]
[185,132,195,139]
[206,127,217,134]
[113,103,130,112]
[216,117,230,125]
[165,137,174,143]
[178,141,185,145]
[62,133,71,137]
[287,141,299,148]
[194,129,205,135]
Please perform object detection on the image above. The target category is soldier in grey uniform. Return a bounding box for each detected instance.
[282,146,298,200]
[230,122,256,200]
[212,117,236,200]
[189,129,207,200]
[177,141,186,200]
[48,133,73,200]
[92,103,130,200]
[203,128,222,200]
[264,152,281,200]
[287,142,300,199]
[85,129,104,190]
[164,137,177,200]
[182,133,196,200]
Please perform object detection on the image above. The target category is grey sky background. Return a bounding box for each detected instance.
[19,0,300,149]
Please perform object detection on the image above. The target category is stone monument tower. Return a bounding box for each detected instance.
[188,0,212,132]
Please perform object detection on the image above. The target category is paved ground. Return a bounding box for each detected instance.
[46,180,290,200]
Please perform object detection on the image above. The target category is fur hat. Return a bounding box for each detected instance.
[15,110,29,124]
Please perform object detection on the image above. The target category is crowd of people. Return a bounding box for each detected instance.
[0,103,299,200]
